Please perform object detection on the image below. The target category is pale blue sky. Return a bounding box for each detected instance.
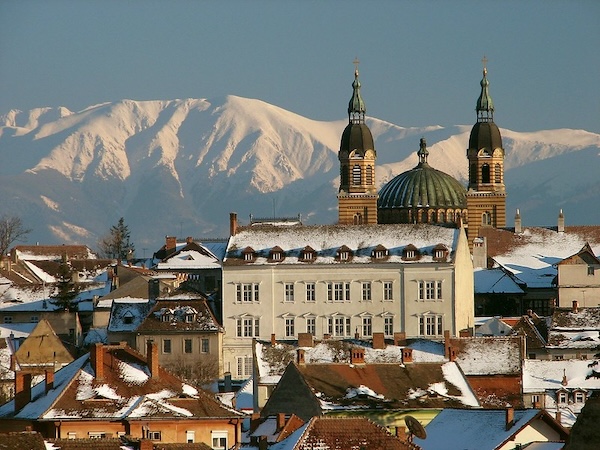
[1,0,599,133]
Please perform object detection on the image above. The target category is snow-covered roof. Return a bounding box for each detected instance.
[414,409,560,450]
[548,307,600,349]
[523,359,600,393]
[226,223,459,265]
[482,226,600,289]
[107,298,152,332]
[156,249,221,270]
[474,267,525,294]
[475,317,514,337]
[453,337,522,376]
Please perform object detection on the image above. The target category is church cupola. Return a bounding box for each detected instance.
[338,59,378,225]
[466,57,507,247]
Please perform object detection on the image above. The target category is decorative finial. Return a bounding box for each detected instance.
[482,55,488,75]
[417,137,429,165]
[353,57,360,73]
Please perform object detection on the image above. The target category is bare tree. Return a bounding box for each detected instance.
[165,353,220,388]
[0,215,32,257]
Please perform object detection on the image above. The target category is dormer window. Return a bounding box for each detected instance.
[371,245,388,260]
[269,246,284,262]
[161,314,172,322]
[123,311,134,325]
[185,314,195,323]
[433,244,449,261]
[301,246,316,262]
[336,245,353,262]
[242,247,256,262]
[402,244,419,261]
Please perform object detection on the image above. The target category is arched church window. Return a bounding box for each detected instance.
[495,164,501,183]
[352,165,361,185]
[366,166,373,185]
[482,164,490,183]
[353,213,363,225]
[439,211,446,223]
[482,212,492,226]
[470,164,478,184]
[421,210,427,223]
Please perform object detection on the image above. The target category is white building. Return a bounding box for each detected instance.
[221,218,474,379]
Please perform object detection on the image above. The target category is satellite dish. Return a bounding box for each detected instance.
[404,415,427,441]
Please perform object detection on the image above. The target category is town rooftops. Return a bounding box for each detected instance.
[548,306,600,349]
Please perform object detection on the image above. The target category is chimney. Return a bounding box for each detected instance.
[444,330,451,359]
[14,372,32,412]
[147,340,159,378]
[224,372,232,392]
[91,343,104,380]
[186,236,193,244]
[505,407,515,430]
[402,347,413,364]
[514,209,522,234]
[459,328,472,337]
[139,440,154,450]
[297,349,305,364]
[561,369,568,386]
[472,236,488,269]
[165,235,177,253]
[45,368,54,394]
[558,209,565,233]
[396,426,406,440]
[555,410,562,426]
[350,347,365,364]
[250,413,261,432]
[572,300,579,313]
[230,212,238,236]
[372,332,385,350]
[258,436,268,450]
[277,412,286,431]
[394,332,406,347]
[271,334,276,345]
[298,333,314,348]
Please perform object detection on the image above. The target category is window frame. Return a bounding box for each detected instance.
[383,281,393,301]
[284,282,295,302]
[306,282,316,302]
[362,282,372,301]
[163,339,172,354]
[184,338,193,354]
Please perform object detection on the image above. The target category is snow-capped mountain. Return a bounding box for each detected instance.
[1,96,599,252]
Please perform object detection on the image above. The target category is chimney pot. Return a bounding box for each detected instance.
[271,334,276,345]
[230,212,238,236]
[402,347,413,364]
[297,349,305,364]
[572,300,579,313]
[350,347,365,364]
[506,407,515,430]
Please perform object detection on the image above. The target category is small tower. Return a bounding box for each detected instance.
[338,60,378,225]
[466,57,507,247]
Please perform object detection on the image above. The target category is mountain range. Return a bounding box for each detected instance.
[1,96,599,254]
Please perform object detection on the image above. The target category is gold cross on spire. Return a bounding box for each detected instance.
[353,57,360,75]
[481,55,488,74]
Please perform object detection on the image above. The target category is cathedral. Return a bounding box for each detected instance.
[337,60,507,247]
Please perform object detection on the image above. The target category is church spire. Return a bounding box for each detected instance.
[476,56,494,122]
[348,58,366,124]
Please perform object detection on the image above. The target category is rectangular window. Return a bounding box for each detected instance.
[284,283,295,302]
[236,283,259,302]
[89,432,107,439]
[575,392,585,403]
[184,339,192,354]
[163,339,172,354]
[30,316,39,323]
[212,432,228,450]
[201,338,209,353]
[327,282,350,302]
[558,392,568,404]
[236,356,253,378]
[237,317,260,337]
[306,317,316,335]
[418,281,442,300]
[67,432,77,440]
[285,317,295,337]
[384,316,393,336]
[362,316,372,337]
[328,316,350,337]
[531,394,540,405]
[362,282,372,301]
[186,430,195,444]
[588,266,595,276]
[148,431,161,441]
[306,283,316,302]
[3,317,12,324]
[419,315,443,336]
[383,281,393,301]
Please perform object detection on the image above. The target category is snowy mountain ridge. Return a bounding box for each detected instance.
[1,95,599,251]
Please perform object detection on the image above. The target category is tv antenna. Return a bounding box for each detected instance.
[404,415,427,442]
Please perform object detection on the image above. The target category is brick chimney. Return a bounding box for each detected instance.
[277,412,286,431]
[402,347,413,364]
[298,332,314,348]
[45,368,54,394]
[147,340,159,378]
[230,212,238,236]
[444,330,451,359]
[91,343,104,380]
[139,439,154,450]
[14,372,32,412]
[271,333,276,345]
[186,236,194,244]
[297,349,305,365]
[572,300,579,313]
[350,347,365,364]
[394,332,406,347]
[459,328,472,337]
[505,407,515,430]
[165,236,177,253]
[372,332,385,350]
[555,409,562,426]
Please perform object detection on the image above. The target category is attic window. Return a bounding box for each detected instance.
[336,246,352,262]
[402,245,419,261]
[161,314,172,322]
[185,314,195,323]
[433,245,449,261]
[371,245,388,260]
[242,247,255,262]
[123,311,134,325]
[269,246,285,262]
[301,246,316,262]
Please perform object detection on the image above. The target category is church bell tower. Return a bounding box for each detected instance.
[466,58,506,245]
[338,60,378,225]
